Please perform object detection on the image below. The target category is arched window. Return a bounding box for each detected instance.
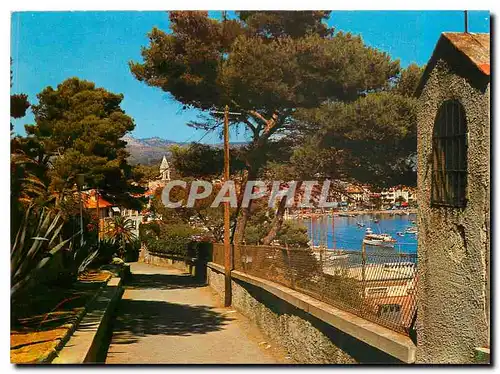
[431,100,467,207]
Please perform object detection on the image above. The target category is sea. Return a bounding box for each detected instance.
[298,213,418,254]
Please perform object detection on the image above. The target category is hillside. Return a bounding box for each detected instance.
[124,135,181,165]
[124,135,249,165]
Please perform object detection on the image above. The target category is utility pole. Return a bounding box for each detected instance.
[361,240,366,298]
[218,12,239,306]
[464,10,469,33]
[76,174,85,248]
[96,189,100,244]
[80,190,84,248]
[223,104,232,307]
[211,105,241,307]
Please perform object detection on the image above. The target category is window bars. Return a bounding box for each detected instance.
[431,100,468,208]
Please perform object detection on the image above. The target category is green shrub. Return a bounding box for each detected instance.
[124,238,141,262]
[187,241,213,261]
[243,219,310,248]
[276,221,310,247]
[139,222,202,257]
[93,238,121,265]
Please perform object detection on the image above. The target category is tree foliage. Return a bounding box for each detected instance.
[131,11,408,243]
[131,163,161,184]
[10,60,30,121]
[18,78,139,202]
[11,94,30,120]
[130,11,399,164]
[169,142,246,178]
[291,64,423,187]
[239,11,333,39]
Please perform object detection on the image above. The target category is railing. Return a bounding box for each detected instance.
[212,243,417,336]
[212,242,225,266]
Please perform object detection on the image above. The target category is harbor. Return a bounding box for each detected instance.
[297,213,418,254]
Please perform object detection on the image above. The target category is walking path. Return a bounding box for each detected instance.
[105,262,287,364]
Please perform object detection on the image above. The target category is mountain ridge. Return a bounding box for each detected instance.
[124,135,248,165]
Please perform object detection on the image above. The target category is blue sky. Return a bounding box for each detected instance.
[10,11,490,143]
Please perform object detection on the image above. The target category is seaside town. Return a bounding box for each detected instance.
[10,10,490,366]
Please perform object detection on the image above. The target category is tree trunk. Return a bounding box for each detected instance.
[232,168,258,245]
[261,195,287,245]
[231,114,282,245]
[233,202,252,244]
[261,181,303,245]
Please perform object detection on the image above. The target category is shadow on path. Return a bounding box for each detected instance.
[111,299,232,345]
[108,268,232,347]
[125,272,204,291]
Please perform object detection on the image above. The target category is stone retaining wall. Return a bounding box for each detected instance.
[208,264,226,299]
[52,276,124,364]
[207,262,413,364]
[140,248,196,275]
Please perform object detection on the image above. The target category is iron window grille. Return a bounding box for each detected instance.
[431,100,468,208]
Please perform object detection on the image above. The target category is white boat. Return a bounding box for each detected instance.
[363,238,395,248]
[363,233,396,248]
[405,227,417,234]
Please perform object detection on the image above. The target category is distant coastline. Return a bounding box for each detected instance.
[292,209,417,218]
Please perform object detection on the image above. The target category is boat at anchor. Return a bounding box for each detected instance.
[363,232,396,248]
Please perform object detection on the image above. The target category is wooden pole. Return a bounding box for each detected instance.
[223,104,232,307]
[96,190,100,242]
[311,217,314,247]
[361,240,366,299]
[79,188,84,248]
[332,214,336,250]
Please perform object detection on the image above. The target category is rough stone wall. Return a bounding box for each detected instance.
[231,279,359,363]
[139,248,193,274]
[207,264,403,363]
[207,265,225,301]
[416,59,490,363]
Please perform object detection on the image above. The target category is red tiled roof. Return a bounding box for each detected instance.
[346,186,364,194]
[416,32,490,97]
[442,32,490,76]
[83,190,113,209]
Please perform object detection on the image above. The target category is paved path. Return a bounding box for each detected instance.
[105,262,287,364]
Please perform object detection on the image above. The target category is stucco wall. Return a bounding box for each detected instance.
[207,264,400,364]
[416,59,490,363]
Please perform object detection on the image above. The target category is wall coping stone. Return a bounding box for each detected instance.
[206,262,416,363]
[51,276,124,364]
[207,262,225,273]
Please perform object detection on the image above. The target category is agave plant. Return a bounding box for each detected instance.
[11,204,79,298]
